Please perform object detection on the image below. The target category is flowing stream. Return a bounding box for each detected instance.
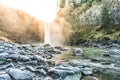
[53,47,120,80]
[44,22,50,44]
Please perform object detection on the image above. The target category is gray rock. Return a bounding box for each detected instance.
[26,66,36,72]
[46,60,55,67]
[107,49,120,59]
[0,74,11,80]
[71,48,83,56]
[7,68,32,80]
[0,52,9,61]
[19,55,31,62]
[48,66,81,80]
[90,56,99,62]
[82,67,93,75]
[114,63,120,68]
[69,60,83,67]
[107,49,120,55]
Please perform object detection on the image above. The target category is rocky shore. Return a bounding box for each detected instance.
[0,40,92,80]
[0,40,120,80]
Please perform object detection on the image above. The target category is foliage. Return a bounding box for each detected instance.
[100,0,110,29]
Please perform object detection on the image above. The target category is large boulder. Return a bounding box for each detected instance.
[7,68,32,80]
[48,66,81,80]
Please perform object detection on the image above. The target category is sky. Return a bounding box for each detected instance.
[0,0,57,22]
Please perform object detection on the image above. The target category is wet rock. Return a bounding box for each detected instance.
[103,53,110,57]
[46,60,55,67]
[35,55,45,63]
[54,46,63,50]
[0,63,15,70]
[107,49,120,55]
[7,68,32,80]
[54,46,68,51]
[90,56,99,62]
[69,60,83,67]
[45,54,53,59]
[71,48,83,56]
[44,76,53,80]
[8,54,20,62]
[82,67,93,75]
[25,61,38,66]
[107,49,120,60]
[26,66,36,72]
[0,52,9,61]
[48,66,81,80]
[114,63,120,68]
[43,44,51,48]
[81,76,99,80]
[82,65,93,75]
[101,62,111,65]
[53,49,62,54]
[0,74,11,80]
[19,55,31,62]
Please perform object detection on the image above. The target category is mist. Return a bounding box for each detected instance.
[0,4,72,45]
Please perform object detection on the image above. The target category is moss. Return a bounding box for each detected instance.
[58,0,120,45]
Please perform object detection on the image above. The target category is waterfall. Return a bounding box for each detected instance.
[44,22,50,44]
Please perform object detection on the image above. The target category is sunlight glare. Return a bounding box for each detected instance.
[1,0,57,22]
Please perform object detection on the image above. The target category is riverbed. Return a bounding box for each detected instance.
[53,46,120,80]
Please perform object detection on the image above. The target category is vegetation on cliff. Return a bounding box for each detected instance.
[57,0,120,45]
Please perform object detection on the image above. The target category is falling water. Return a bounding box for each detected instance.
[44,22,50,44]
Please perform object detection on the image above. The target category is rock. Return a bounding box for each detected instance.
[82,67,93,75]
[8,54,20,61]
[69,60,83,67]
[101,62,111,65]
[107,49,120,59]
[25,61,38,66]
[54,46,68,51]
[53,49,62,54]
[19,55,31,62]
[82,76,99,80]
[103,53,110,57]
[43,44,51,48]
[26,66,36,72]
[35,55,45,63]
[0,52,9,61]
[81,64,93,75]
[70,48,83,56]
[0,74,11,80]
[46,60,55,67]
[7,68,32,80]
[44,76,53,80]
[107,49,120,55]
[114,63,120,68]
[45,54,53,59]
[48,66,81,80]
[90,56,99,62]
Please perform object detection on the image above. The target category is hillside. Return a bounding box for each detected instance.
[0,4,44,43]
[57,0,120,45]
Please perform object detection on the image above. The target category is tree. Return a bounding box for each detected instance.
[101,0,110,28]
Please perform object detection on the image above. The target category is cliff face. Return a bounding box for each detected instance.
[58,0,120,25]
[57,0,120,45]
[0,4,44,43]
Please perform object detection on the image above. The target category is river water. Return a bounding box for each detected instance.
[53,47,120,80]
